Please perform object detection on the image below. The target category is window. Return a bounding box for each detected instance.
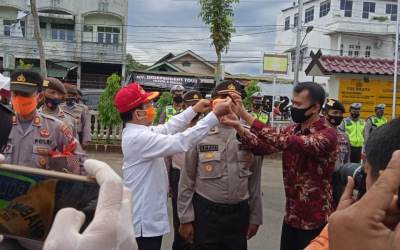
[84,25,93,32]
[97,26,120,44]
[386,4,397,21]
[340,0,353,17]
[294,13,299,28]
[354,45,361,57]
[3,20,12,36]
[284,17,290,30]
[182,61,191,67]
[363,2,376,19]
[51,23,74,41]
[320,1,331,17]
[291,48,306,72]
[305,7,314,23]
[365,45,371,57]
[348,44,354,56]
[340,44,344,56]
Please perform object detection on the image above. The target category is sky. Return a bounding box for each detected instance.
[127,0,293,75]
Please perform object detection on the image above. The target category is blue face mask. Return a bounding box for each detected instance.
[45,97,63,109]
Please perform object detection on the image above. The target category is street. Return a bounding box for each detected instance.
[88,153,285,250]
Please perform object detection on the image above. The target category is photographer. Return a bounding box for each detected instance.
[305,118,400,250]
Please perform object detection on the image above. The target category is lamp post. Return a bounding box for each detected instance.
[392,0,400,119]
[294,25,314,85]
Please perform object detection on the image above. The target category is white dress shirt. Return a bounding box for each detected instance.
[122,107,219,237]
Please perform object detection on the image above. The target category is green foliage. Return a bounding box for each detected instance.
[372,16,388,22]
[199,0,239,82]
[18,59,33,70]
[126,53,148,73]
[98,74,122,129]
[243,80,261,110]
[154,92,173,124]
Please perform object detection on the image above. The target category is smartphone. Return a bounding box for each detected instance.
[0,164,99,244]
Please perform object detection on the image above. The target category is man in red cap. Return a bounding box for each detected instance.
[115,82,232,250]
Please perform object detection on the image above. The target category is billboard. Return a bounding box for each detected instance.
[263,54,288,75]
[338,79,400,119]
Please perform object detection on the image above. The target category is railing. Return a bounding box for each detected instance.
[90,110,123,141]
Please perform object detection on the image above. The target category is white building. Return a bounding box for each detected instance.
[0,0,128,88]
[275,0,398,85]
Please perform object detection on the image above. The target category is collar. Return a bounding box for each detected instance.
[13,111,42,127]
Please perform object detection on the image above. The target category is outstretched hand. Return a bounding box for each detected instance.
[192,99,211,113]
[213,97,233,118]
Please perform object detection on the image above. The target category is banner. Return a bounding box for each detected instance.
[132,73,200,90]
[338,79,400,119]
[263,54,288,74]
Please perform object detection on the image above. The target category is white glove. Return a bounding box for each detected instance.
[43,159,137,250]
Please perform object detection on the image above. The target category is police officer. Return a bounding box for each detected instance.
[339,103,365,163]
[38,77,78,139]
[178,80,263,250]
[159,85,185,124]
[170,90,202,250]
[250,92,269,124]
[4,70,85,170]
[60,86,91,147]
[364,103,387,143]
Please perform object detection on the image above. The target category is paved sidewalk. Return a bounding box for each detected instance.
[88,153,285,250]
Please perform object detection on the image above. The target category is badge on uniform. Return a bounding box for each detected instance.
[205,164,214,172]
[39,158,47,168]
[40,128,50,138]
[204,152,215,160]
[199,145,219,152]
[33,116,41,126]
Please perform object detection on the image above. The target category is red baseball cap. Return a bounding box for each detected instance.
[114,83,159,113]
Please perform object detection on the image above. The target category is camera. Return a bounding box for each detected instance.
[332,163,366,206]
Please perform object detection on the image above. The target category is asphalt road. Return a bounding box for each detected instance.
[88,153,285,250]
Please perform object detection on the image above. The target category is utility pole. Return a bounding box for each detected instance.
[30,0,47,78]
[393,0,400,119]
[293,0,303,86]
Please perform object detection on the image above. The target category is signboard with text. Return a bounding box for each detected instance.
[263,54,288,74]
[132,73,200,90]
[338,79,400,118]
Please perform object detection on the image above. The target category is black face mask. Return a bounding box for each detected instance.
[376,110,384,117]
[66,98,75,106]
[173,95,183,103]
[253,104,261,110]
[45,97,63,110]
[291,105,314,123]
[327,115,343,127]
[351,112,360,119]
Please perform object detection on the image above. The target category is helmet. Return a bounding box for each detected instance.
[350,103,362,110]
[375,103,385,110]
[170,85,185,94]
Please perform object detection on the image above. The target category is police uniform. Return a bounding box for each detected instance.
[170,90,202,250]
[250,92,269,124]
[178,81,262,250]
[339,103,365,163]
[60,87,91,145]
[38,77,78,139]
[364,104,387,143]
[4,70,86,171]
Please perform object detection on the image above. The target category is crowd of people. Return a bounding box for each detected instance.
[0,69,399,250]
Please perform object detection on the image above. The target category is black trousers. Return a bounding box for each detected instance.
[136,236,163,250]
[170,168,192,250]
[193,194,249,250]
[350,146,362,163]
[280,222,324,250]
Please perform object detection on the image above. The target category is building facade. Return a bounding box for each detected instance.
[0,0,128,88]
[275,0,398,85]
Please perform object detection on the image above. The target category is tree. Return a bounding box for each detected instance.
[18,59,33,70]
[199,0,239,85]
[243,80,261,110]
[154,92,173,124]
[126,53,148,74]
[98,74,122,141]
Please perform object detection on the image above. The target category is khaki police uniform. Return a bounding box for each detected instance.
[60,102,91,144]
[178,126,262,249]
[38,106,78,139]
[4,112,86,170]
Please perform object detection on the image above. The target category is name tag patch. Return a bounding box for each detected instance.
[199,145,219,152]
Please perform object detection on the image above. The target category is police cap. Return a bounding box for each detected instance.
[350,103,362,110]
[183,90,202,106]
[10,70,43,94]
[65,85,78,96]
[211,80,243,98]
[324,98,345,113]
[43,77,66,95]
[375,103,385,110]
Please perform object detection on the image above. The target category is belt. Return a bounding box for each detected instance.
[194,193,248,214]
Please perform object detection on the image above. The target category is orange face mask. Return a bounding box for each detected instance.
[146,106,156,122]
[12,95,38,117]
